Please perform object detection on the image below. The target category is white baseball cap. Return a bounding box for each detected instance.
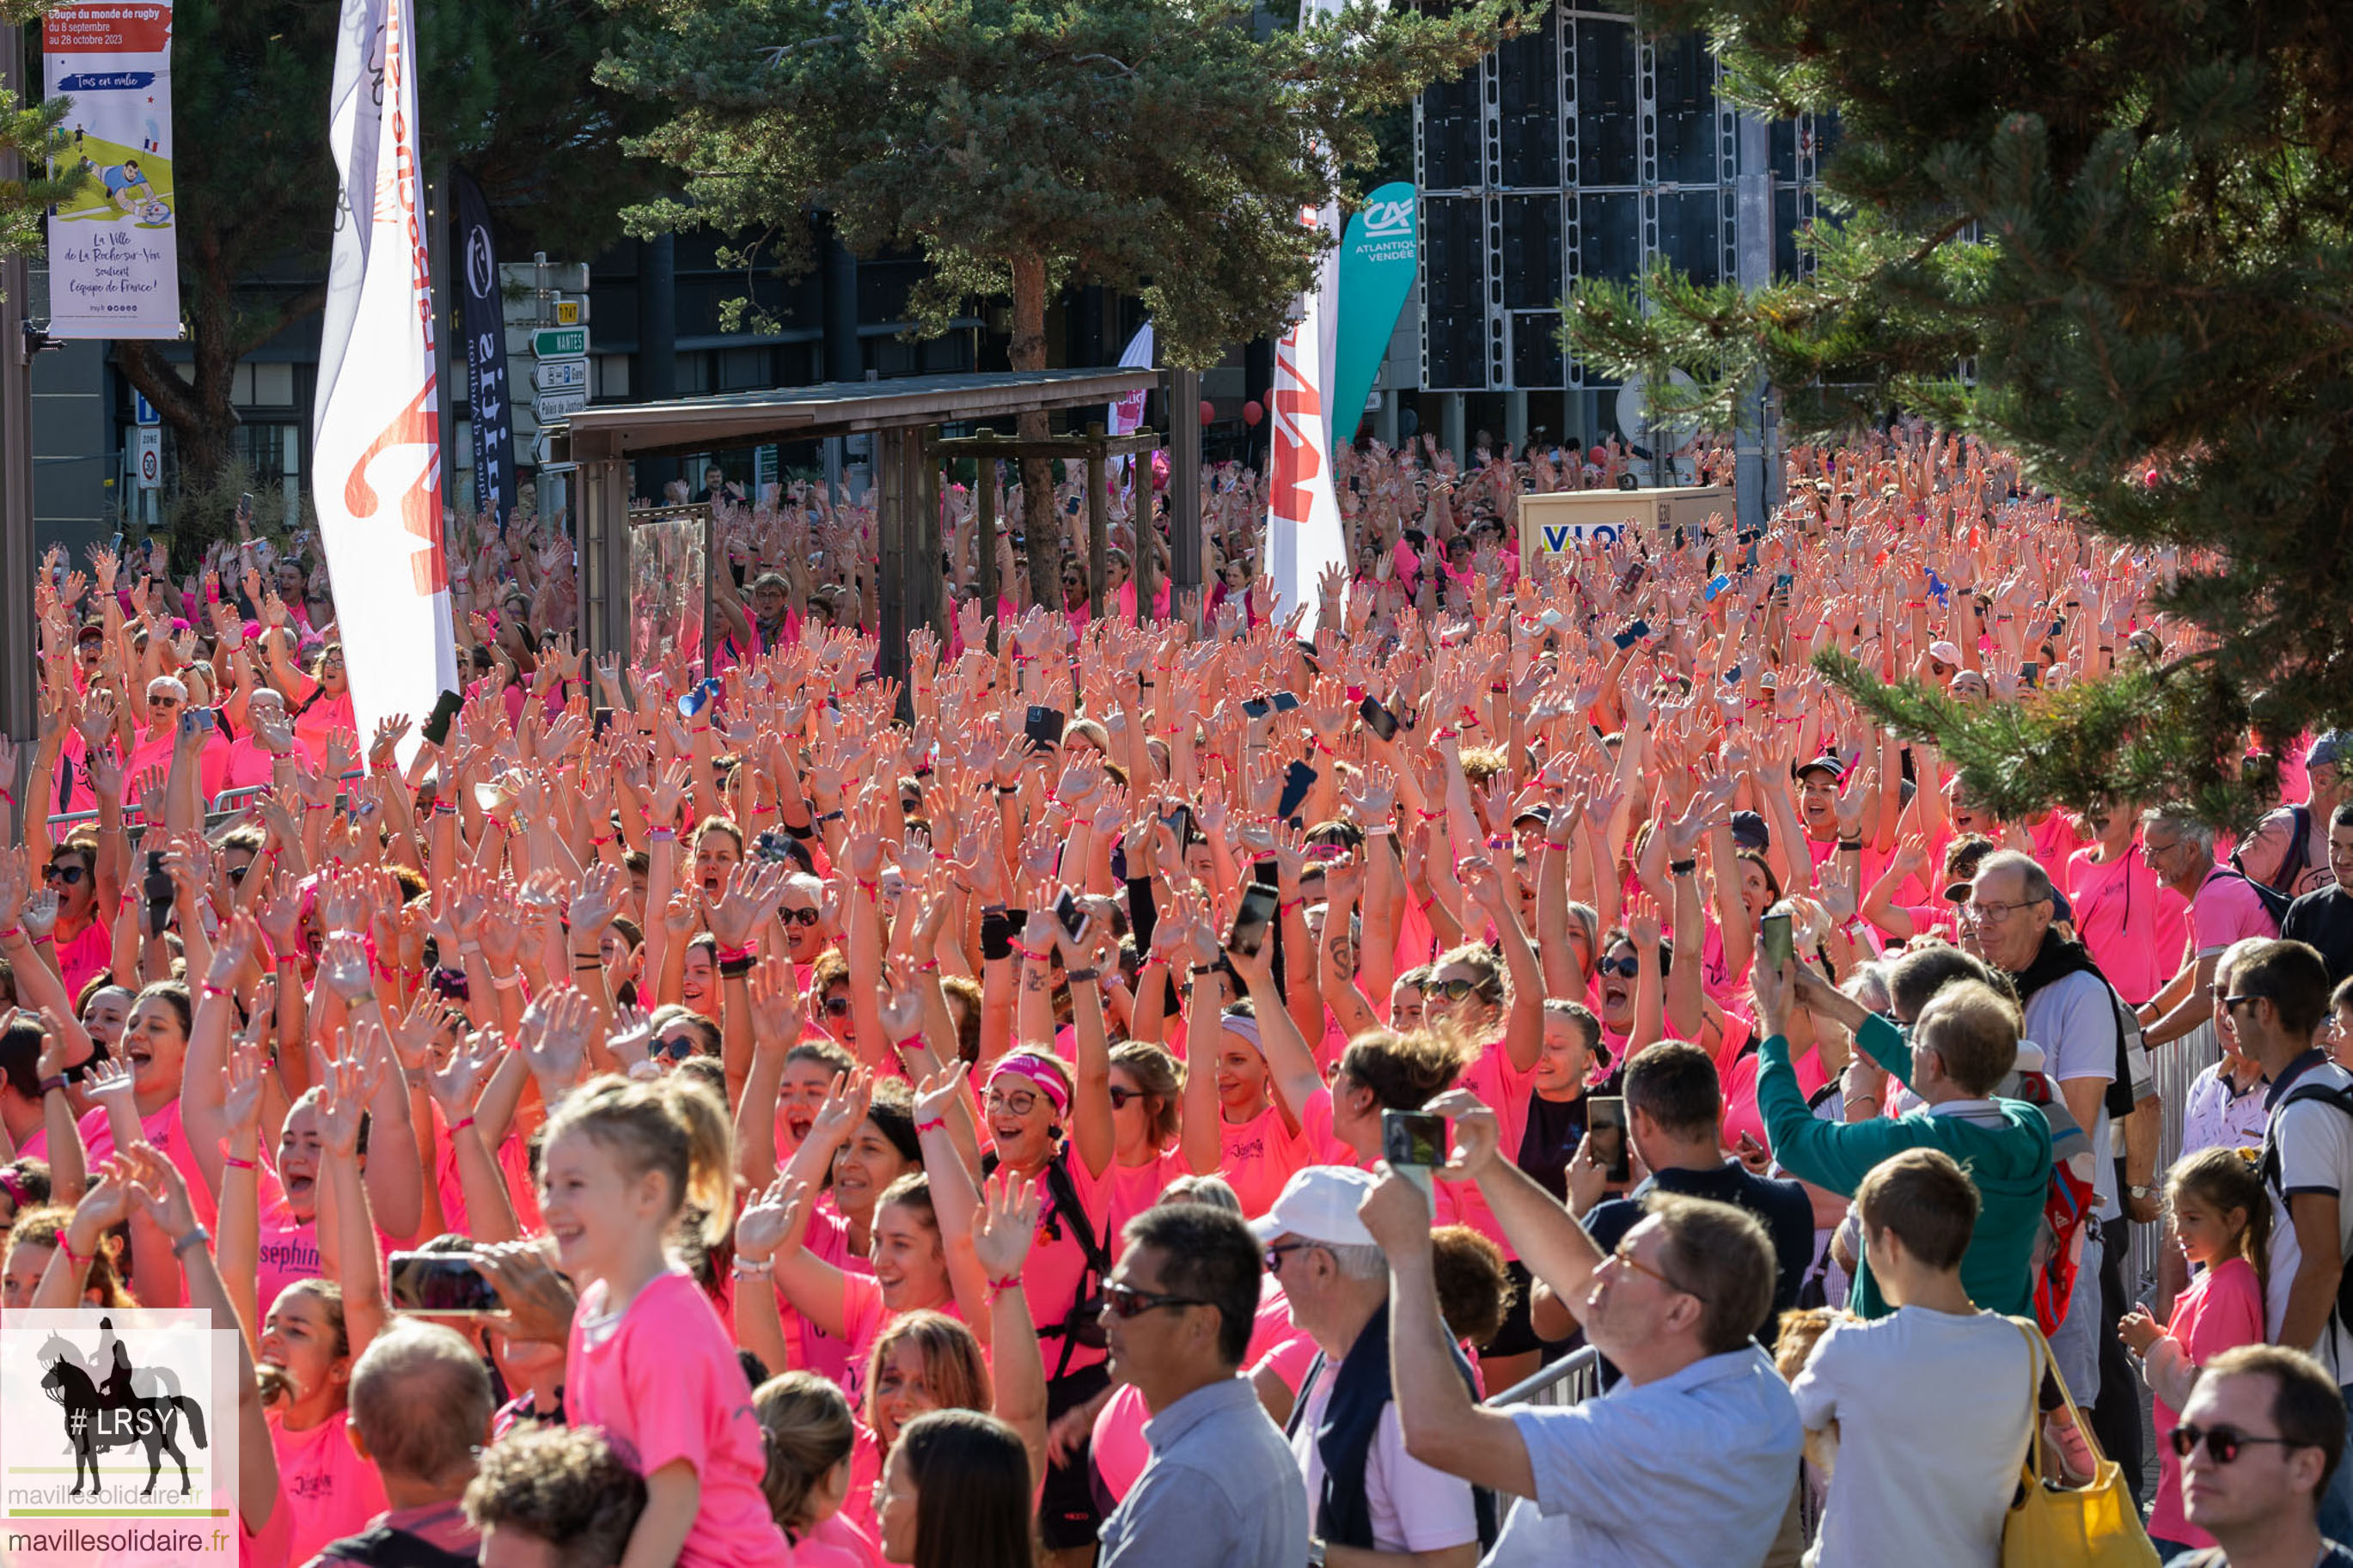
[1248,1165,1379,1248]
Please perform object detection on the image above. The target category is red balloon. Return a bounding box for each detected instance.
[2144,468,2161,488]
[1199,400,1217,426]
[1242,400,1263,427]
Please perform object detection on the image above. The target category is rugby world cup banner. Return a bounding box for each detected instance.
[42,3,182,339]
[313,0,458,764]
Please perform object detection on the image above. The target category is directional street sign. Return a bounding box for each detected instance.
[534,388,589,422]
[135,392,160,426]
[534,357,590,393]
[531,326,587,358]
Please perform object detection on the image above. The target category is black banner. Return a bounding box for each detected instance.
[452,167,516,527]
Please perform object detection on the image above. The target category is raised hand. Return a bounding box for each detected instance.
[971,1170,1040,1283]
[912,1060,969,1129]
[734,1176,811,1263]
[707,861,791,950]
[568,861,626,937]
[607,1003,657,1073]
[315,930,376,1003]
[428,1029,502,1116]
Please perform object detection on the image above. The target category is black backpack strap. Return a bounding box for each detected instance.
[1035,1151,1113,1382]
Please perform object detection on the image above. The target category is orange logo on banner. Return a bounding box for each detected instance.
[1268,339,1324,527]
[345,383,448,596]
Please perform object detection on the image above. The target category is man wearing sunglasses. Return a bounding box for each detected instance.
[2170,1343,2353,1567]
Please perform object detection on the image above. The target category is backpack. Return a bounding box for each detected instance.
[2259,1075,2353,1331]
[2214,865,2295,930]
[2008,1070,2098,1336]
[2232,802,2312,898]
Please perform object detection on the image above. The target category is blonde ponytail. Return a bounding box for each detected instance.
[546,1073,738,1252]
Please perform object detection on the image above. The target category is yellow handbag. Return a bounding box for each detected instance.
[2002,1316,2160,1566]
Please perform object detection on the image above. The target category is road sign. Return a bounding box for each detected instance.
[532,326,587,358]
[534,388,589,422]
[134,392,160,426]
[135,425,162,489]
[534,357,590,393]
[554,299,581,326]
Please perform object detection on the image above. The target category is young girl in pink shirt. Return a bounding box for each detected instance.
[542,1074,792,1568]
[753,1371,883,1568]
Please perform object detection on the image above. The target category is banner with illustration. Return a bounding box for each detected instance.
[41,2,181,339]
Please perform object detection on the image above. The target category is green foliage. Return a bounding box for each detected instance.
[1566,0,2353,815]
[598,0,1513,369]
[1,6,76,273]
[113,0,668,481]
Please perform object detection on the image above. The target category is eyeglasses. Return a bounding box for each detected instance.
[1262,1241,1316,1272]
[780,906,822,927]
[985,1088,1041,1117]
[1959,898,2043,924]
[1607,1242,1705,1302]
[43,863,88,886]
[1595,955,1641,979]
[2170,1424,2304,1464]
[1100,1280,1213,1319]
[822,996,853,1017]
[1107,1086,1143,1109]
[1422,976,1489,1003]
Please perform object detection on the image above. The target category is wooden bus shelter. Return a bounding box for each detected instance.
[551,367,1202,678]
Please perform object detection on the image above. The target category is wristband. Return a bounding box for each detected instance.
[451,1116,476,1135]
[915,1116,948,1134]
[779,816,816,839]
[857,879,878,897]
[201,982,230,998]
[1011,943,1046,964]
[714,943,755,966]
[718,955,756,979]
[1364,824,1397,837]
[1280,899,1303,916]
[1066,967,1102,985]
[732,1257,775,1280]
[996,784,1019,796]
[1189,962,1221,977]
[1669,858,1697,876]
[647,827,676,843]
[1837,839,1864,852]
[0,926,20,944]
[815,808,846,823]
[172,1225,212,1258]
[56,1230,90,1269]
[491,967,522,991]
[917,959,941,973]
[37,1074,68,1098]
[433,799,458,815]
[987,1272,1024,1300]
[221,1154,257,1173]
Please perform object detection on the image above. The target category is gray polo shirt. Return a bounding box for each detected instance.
[1097,1376,1311,1568]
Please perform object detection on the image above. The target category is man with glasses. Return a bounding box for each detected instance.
[2169,1343,2353,1566]
[1250,1165,1485,1568]
[2283,803,2353,985]
[1962,846,2158,1496]
[1359,1101,1798,1568]
[1096,1202,1308,1568]
[2231,939,2353,1542]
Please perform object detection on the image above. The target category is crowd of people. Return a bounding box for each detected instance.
[4,418,2353,1568]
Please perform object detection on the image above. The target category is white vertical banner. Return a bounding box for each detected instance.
[1108,319,1153,484]
[314,0,456,758]
[1265,0,1348,633]
[41,3,182,339]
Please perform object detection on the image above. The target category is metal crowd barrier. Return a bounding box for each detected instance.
[2124,1019,2222,1295]
[1485,1344,1601,1412]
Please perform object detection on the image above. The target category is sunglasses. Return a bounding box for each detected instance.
[821,996,853,1017]
[2170,1424,2304,1465]
[655,1034,698,1062]
[43,863,89,886]
[780,906,822,927]
[1107,1086,1144,1110]
[225,863,250,885]
[1596,955,1641,979]
[1101,1280,1213,1319]
[1421,977,1489,1003]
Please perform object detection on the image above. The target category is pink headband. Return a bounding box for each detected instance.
[0,1169,25,1211]
[987,1053,1070,1117]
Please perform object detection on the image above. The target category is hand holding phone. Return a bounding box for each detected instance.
[1759,901,1795,971]
[1586,1097,1632,1182]
[388,1251,502,1315]
[1226,883,1280,959]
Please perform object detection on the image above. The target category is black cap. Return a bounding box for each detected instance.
[1730,810,1770,851]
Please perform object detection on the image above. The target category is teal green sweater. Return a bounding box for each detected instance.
[1759,1016,2053,1319]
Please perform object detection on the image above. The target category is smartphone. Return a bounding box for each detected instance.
[1276,760,1317,821]
[1587,1096,1633,1182]
[753,829,798,865]
[1161,803,1196,842]
[419,688,464,747]
[387,1252,502,1315]
[1538,608,1567,630]
[1054,888,1089,943]
[143,850,174,911]
[1268,692,1302,713]
[1703,573,1732,603]
[592,706,615,739]
[2019,660,2041,688]
[1760,900,1795,971]
[473,781,509,814]
[235,492,255,529]
[1024,705,1065,750]
[1616,561,1647,595]
[1242,697,1272,721]
[1359,695,1399,742]
[1722,664,1743,685]
[1226,882,1280,958]
[1381,1108,1448,1169]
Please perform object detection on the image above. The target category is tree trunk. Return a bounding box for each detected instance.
[1009,253,1059,613]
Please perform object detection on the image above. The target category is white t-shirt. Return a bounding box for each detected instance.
[2025,970,2121,1221]
[1791,1307,2035,1568]
[1289,1362,1478,1555]
[2265,1059,2353,1379]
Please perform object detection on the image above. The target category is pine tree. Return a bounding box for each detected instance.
[2,5,76,272]
[1563,0,2353,825]
[599,0,1512,603]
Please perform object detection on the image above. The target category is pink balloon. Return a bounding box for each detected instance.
[1242,400,1263,427]
[2144,468,2160,488]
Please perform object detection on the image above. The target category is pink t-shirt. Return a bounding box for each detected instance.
[52,917,113,1004]
[239,1483,296,1568]
[1719,1017,1828,1156]
[2028,810,2087,875]
[784,1198,868,1390]
[2193,866,2280,955]
[834,1272,965,1412]
[1070,1146,1190,1260]
[429,1102,541,1236]
[268,1406,388,1568]
[2063,848,2189,1007]
[2147,1256,2264,1548]
[1019,1157,1106,1379]
[80,1098,215,1226]
[1090,1382,1153,1506]
[1217,1102,1316,1219]
[254,1168,322,1316]
[565,1271,791,1567]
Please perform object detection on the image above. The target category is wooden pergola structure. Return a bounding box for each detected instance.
[552,367,1203,676]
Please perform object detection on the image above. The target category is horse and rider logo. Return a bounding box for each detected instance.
[35,1316,210,1498]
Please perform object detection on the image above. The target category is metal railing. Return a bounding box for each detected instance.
[1484,1344,1601,1411]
